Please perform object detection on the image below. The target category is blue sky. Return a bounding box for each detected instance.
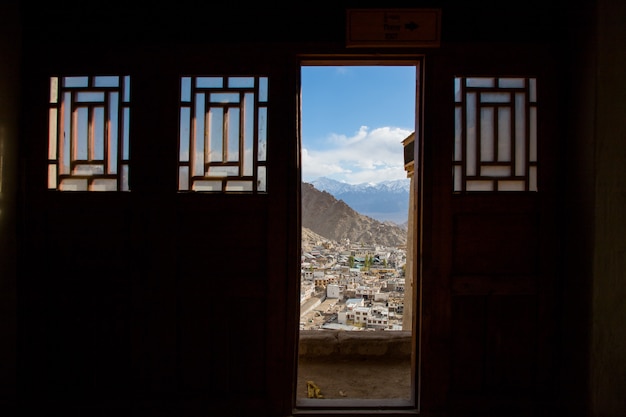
[301,66,416,185]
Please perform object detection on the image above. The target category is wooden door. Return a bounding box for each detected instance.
[17,44,299,416]
[420,43,560,415]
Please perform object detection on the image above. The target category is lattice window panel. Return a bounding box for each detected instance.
[48,76,130,191]
[178,76,268,193]
[454,77,537,192]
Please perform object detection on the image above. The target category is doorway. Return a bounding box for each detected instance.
[295,60,424,409]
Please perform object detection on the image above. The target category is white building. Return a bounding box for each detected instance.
[300,280,315,302]
[339,298,367,326]
[326,283,342,299]
[350,306,370,326]
[367,304,389,329]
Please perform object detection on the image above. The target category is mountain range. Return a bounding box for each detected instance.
[310,177,410,225]
[301,182,407,248]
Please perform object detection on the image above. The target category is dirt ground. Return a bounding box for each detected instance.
[296,357,412,400]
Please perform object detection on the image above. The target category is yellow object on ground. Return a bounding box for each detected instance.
[306,380,323,398]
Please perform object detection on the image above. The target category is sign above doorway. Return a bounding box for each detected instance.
[346,9,441,48]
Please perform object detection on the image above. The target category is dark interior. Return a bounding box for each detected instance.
[1,1,625,416]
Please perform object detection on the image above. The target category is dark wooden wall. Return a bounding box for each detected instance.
[13,1,577,417]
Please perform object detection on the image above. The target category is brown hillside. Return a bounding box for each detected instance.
[301,182,407,247]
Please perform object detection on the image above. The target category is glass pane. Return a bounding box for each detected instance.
[454,107,462,161]
[50,77,58,103]
[181,77,191,102]
[62,92,71,173]
[466,77,494,87]
[73,164,104,175]
[123,76,130,102]
[48,109,57,159]
[529,78,537,102]
[481,92,510,103]
[121,164,129,191]
[225,180,252,192]
[76,107,89,159]
[243,93,254,176]
[75,92,105,102]
[257,166,266,192]
[196,77,223,88]
[454,77,461,102]
[529,166,537,191]
[193,180,222,191]
[179,107,190,161]
[207,166,238,177]
[210,92,239,103]
[91,179,117,191]
[209,107,223,162]
[497,108,511,161]
[466,92,477,175]
[122,108,130,160]
[93,107,105,159]
[63,76,89,88]
[498,78,525,88]
[109,92,119,173]
[94,76,119,87]
[258,107,267,161]
[59,178,88,191]
[498,180,525,191]
[515,93,526,176]
[480,108,494,162]
[467,180,493,191]
[227,108,240,162]
[48,165,57,189]
[258,77,268,102]
[454,166,462,191]
[179,166,189,191]
[481,166,510,176]
[228,77,254,88]
[194,93,205,176]
[530,107,537,161]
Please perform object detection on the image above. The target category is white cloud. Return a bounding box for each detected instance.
[302,126,412,184]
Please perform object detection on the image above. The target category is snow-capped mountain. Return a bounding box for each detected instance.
[309,177,410,226]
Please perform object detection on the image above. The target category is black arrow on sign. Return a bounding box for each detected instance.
[405,21,419,31]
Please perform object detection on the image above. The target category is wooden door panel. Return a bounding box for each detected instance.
[423,44,558,414]
[451,294,538,393]
[451,295,486,393]
[484,294,537,392]
[453,211,539,275]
